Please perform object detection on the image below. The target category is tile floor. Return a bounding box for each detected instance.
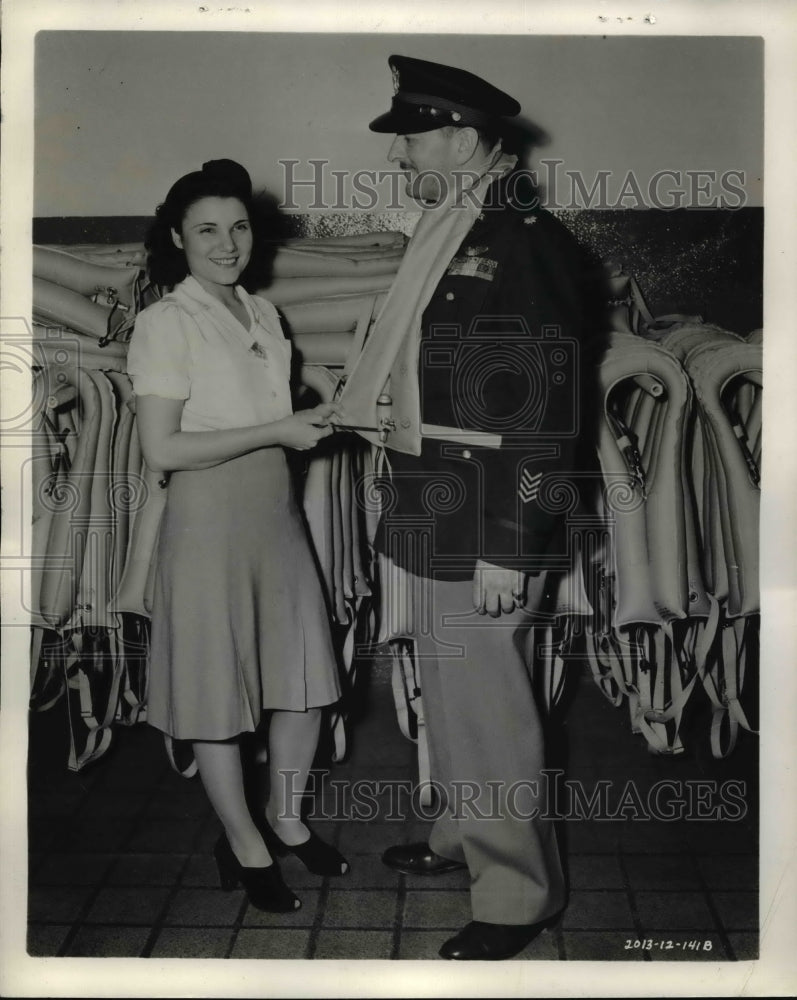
[27,655,758,962]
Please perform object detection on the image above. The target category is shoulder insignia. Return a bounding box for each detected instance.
[523,215,538,226]
[447,255,497,281]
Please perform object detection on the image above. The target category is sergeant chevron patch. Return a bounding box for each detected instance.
[519,468,542,503]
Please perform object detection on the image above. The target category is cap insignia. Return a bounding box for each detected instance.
[391,64,400,93]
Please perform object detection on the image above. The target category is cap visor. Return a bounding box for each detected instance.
[368,109,445,134]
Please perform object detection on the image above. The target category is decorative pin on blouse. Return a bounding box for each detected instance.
[249,341,269,364]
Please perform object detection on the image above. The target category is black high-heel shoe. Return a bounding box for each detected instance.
[260,819,349,877]
[213,834,301,911]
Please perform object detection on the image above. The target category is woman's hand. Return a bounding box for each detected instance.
[277,402,344,451]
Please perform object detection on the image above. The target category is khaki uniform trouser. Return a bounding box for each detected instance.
[404,571,566,925]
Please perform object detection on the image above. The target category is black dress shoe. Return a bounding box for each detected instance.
[213,834,300,912]
[381,841,467,876]
[439,919,554,960]
[259,819,349,877]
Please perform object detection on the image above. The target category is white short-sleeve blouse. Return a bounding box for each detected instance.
[127,275,293,432]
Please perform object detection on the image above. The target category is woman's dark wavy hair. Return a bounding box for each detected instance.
[145,159,274,291]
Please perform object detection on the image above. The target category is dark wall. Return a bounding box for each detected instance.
[556,209,763,336]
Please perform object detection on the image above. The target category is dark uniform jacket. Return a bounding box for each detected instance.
[375,172,595,580]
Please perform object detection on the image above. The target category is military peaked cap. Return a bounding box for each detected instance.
[369,54,521,134]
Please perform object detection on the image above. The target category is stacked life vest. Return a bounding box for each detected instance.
[28,233,405,770]
[578,271,761,758]
[28,240,761,769]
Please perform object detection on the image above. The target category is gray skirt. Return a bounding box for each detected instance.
[146,448,341,740]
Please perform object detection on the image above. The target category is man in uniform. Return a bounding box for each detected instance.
[342,55,591,960]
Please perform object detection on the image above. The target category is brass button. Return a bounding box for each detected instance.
[462,449,472,459]
[445,291,455,301]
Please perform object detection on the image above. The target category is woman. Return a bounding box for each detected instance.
[127,159,348,913]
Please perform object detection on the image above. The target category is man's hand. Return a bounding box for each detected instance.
[473,559,525,617]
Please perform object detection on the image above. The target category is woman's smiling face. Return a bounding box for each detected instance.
[172,196,253,296]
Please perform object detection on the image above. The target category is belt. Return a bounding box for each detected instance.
[420,423,502,449]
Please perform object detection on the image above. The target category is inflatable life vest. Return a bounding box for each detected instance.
[297,361,380,764]
[34,324,130,373]
[39,242,148,269]
[594,333,701,626]
[63,368,121,632]
[28,363,131,769]
[33,245,142,309]
[259,272,397,308]
[293,331,354,367]
[103,372,138,601]
[684,336,762,757]
[98,372,151,728]
[584,332,711,755]
[584,319,761,757]
[33,277,131,344]
[37,368,103,628]
[659,327,760,616]
[286,231,406,251]
[279,292,387,336]
[681,339,762,618]
[30,386,71,630]
[331,444,349,624]
[271,246,405,279]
